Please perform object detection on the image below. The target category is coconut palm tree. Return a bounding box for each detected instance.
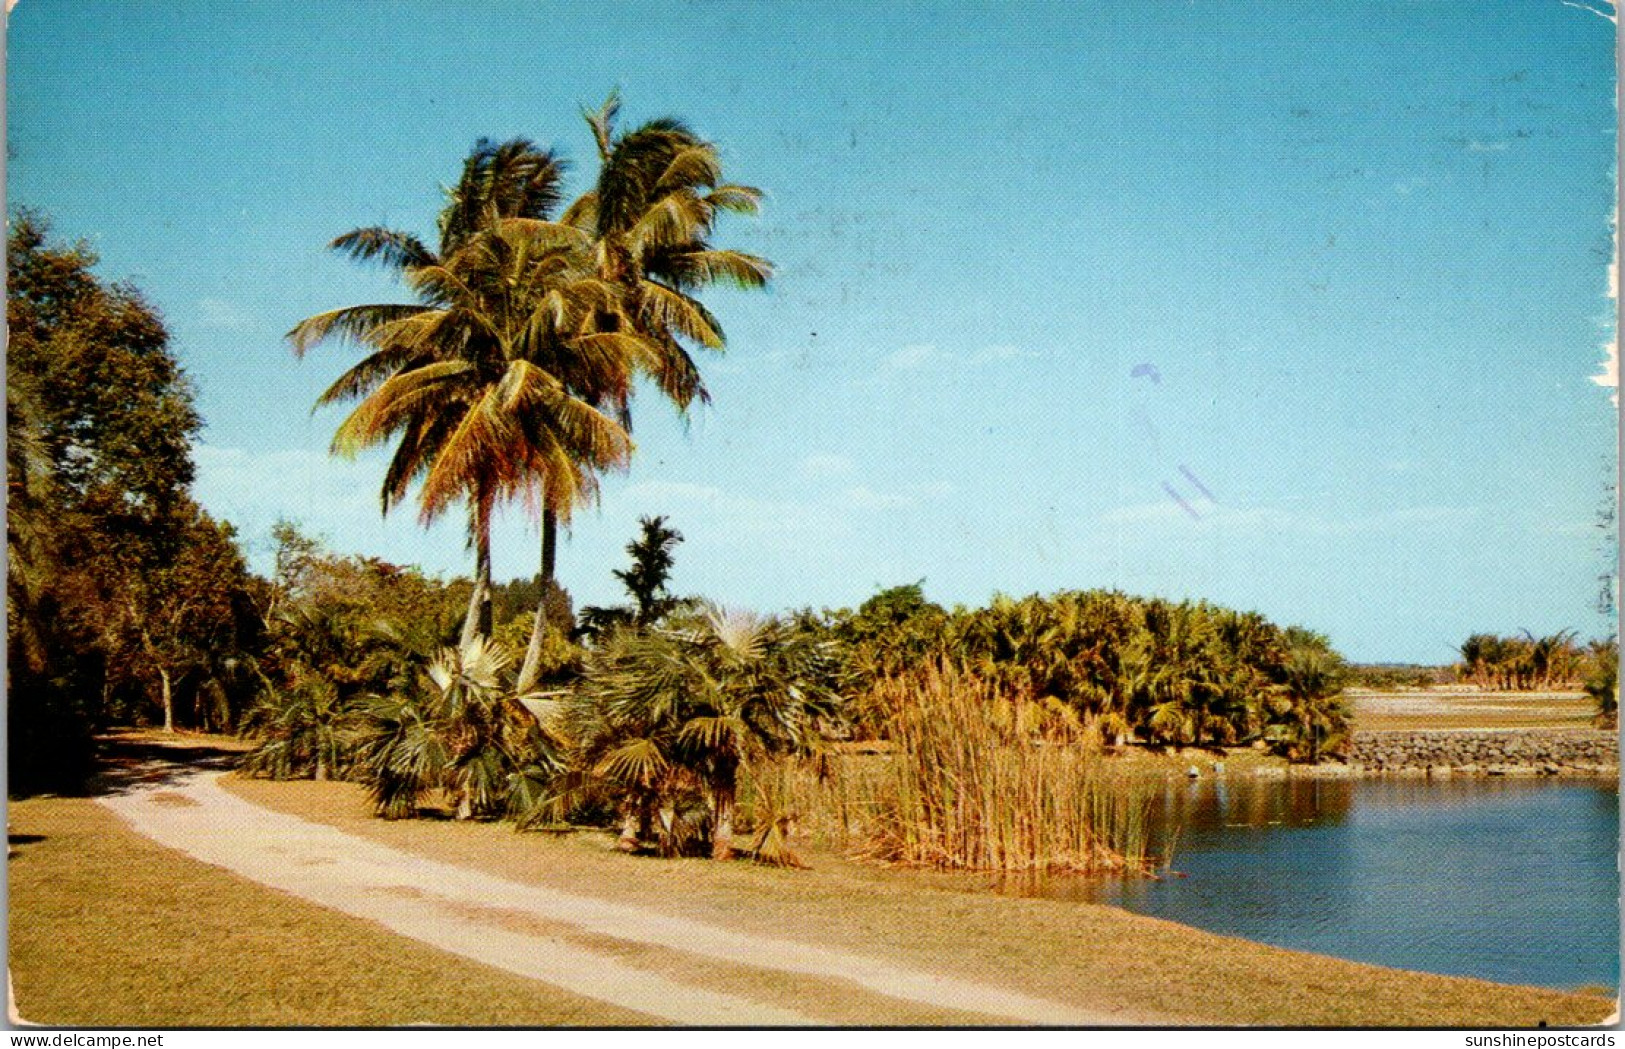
[289,139,589,644]
[509,97,775,692]
[291,141,653,649]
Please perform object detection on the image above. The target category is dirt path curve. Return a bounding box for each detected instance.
[102,770,1122,1027]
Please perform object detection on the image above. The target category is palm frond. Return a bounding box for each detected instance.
[664,250,773,291]
[705,184,763,214]
[329,227,437,272]
[286,303,429,357]
[637,282,724,349]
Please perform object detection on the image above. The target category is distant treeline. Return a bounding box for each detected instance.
[810,584,1349,760]
[1344,665,1454,690]
[1456,632,1612,692]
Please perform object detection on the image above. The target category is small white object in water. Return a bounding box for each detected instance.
[1186,765,1200,778]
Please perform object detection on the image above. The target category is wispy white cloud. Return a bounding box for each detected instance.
[194,297,260,333]
[190,442,469,573]
[1465,140,1509,153]
[885,343,937,370]
[1594,254,1618,402]
[799,453,856,478]
[620,479,724,503]
[193,444,377,518]
[613,474,956,542]
[972,343,1046,363]
[879,341,1051,374]
[840,485,913,510]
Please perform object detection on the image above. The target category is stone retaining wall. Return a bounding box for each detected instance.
[1349,729,1617,775]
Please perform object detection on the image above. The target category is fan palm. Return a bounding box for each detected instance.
[561,606,842,859]
[359,635,536,820]
[1269,645,1349,763]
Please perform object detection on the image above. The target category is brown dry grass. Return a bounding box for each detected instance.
[7,795,652,1027]
[223,774,1615,1028]
[1349,689,1598,732]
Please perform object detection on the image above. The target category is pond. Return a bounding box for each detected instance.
[1022,776,1619,991]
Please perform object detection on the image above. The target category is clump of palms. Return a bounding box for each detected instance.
[818,587,1347,760]
[1458,630,1584,691]
[359,636,547,820]
[288,139,646,649]
[240,602,377,780]
[289,104,773,684]
[1268,643,1350,763]
[239,672,359,782]
[240,534,470,781]
[553,606,844,860]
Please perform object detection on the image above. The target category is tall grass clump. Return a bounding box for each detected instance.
[859,661,1157,875]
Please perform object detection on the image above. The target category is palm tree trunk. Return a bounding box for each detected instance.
[516,509,558,694]
[160,666,174,734]
[617,809,640,851]
[459,501,494,647]
[657,801,679,857]
[711,778,737,861]
[617,791,651,853]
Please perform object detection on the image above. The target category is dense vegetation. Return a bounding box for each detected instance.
[234,518,1350,871]
[7,214,262,793]
[815,583,1351,760]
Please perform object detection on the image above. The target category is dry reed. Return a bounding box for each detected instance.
[760,661,1160,875]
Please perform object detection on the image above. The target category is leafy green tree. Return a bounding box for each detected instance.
[6,212,198,509]
[7,213,260,788]
[579,515,689,639]
[114,504,262,733]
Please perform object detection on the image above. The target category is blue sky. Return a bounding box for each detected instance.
[8,1,1617,662]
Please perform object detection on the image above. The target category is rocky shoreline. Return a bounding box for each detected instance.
[1341,728,1618,777]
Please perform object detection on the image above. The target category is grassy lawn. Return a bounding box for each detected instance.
[223,774,1614,1027]
[7,794,652,1027]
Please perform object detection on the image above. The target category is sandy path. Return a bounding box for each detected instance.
[102,770,1119,1026]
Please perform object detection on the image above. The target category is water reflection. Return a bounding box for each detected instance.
[998,776,1619,991]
